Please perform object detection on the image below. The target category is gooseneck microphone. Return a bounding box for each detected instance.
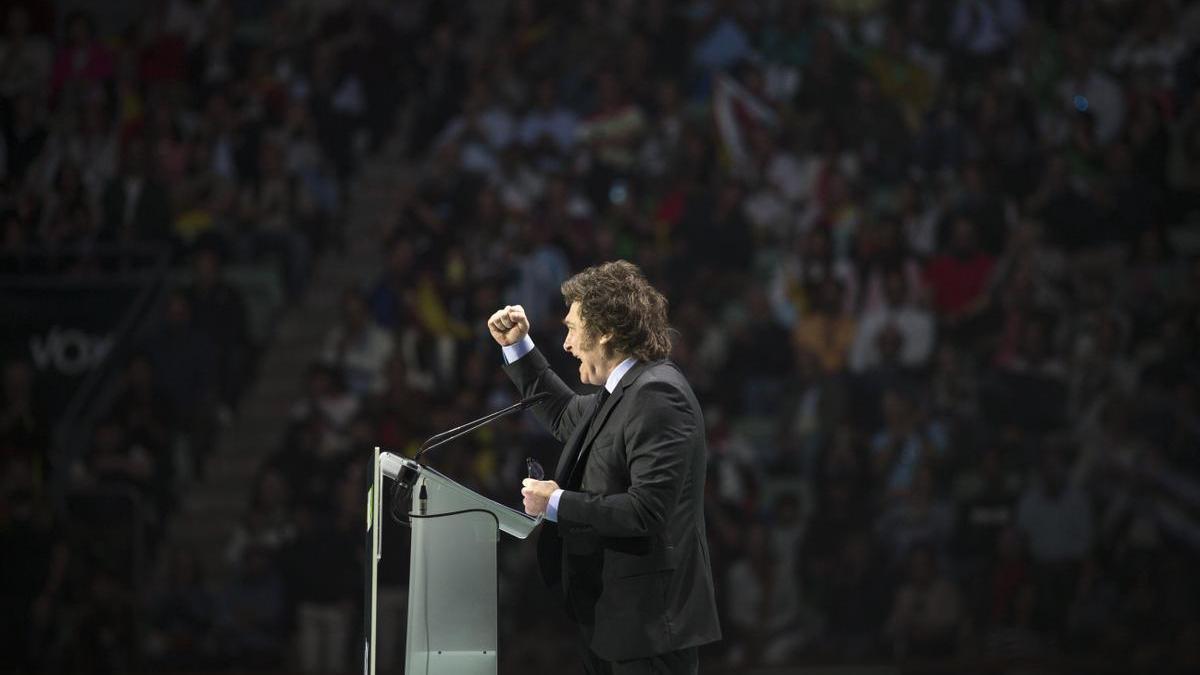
[413,391,552,463]
[391,391,551,527]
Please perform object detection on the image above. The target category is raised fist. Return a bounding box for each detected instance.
[487,305,530,346]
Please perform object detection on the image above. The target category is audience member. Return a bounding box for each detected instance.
[885,545,965,659]
[322,289,394,397]
[186,246,250,416]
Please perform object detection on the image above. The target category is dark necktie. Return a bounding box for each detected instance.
[589,388,610,424]
[566,389,609,487]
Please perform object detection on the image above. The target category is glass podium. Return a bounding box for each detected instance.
[365,449,540,675]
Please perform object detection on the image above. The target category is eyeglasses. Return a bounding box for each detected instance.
[525,457,545,480]
[525,457,546,525]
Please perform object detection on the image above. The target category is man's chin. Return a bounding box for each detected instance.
[578,364,597,386]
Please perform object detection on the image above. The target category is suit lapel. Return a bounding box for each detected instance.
[565,361,657,487]
[553,361,659,487]
[578,387,623,463]
[553,392,601,484]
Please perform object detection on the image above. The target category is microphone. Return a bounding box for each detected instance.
[414,392,551,463]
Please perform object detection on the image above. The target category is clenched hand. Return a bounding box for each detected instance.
[487,304,530,346]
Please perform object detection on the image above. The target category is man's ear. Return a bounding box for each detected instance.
[598,333,615,356]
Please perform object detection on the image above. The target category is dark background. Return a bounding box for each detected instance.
[3,0,1200,673]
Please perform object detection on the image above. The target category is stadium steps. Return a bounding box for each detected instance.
[166,129,413,580]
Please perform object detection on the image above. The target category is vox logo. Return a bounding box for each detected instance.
[29,326,114,376]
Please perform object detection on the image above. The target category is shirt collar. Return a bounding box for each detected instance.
[605,357,638,393]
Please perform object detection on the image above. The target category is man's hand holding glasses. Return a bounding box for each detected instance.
[521,457,556,521]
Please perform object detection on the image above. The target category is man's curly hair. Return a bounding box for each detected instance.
[561,260,672,361]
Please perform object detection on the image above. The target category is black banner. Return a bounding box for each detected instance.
[1,282,148,417]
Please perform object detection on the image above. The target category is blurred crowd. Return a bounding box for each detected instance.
[5,0,1200,673]
[0,0,403,671]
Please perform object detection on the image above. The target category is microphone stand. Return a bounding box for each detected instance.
[392,392,551,526]
[414,391,551,463]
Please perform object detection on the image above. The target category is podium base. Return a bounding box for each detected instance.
[408,649,496,675]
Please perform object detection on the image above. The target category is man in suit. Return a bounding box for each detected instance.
[101,138,172,244]
[487,260,720,674]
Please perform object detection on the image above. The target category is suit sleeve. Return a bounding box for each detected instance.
[556,380,693,537]
[501,346,597,443]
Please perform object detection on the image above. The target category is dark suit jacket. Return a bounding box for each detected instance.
[504,347,721,661]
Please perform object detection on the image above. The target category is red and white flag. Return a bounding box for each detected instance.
[712,73,779,174]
